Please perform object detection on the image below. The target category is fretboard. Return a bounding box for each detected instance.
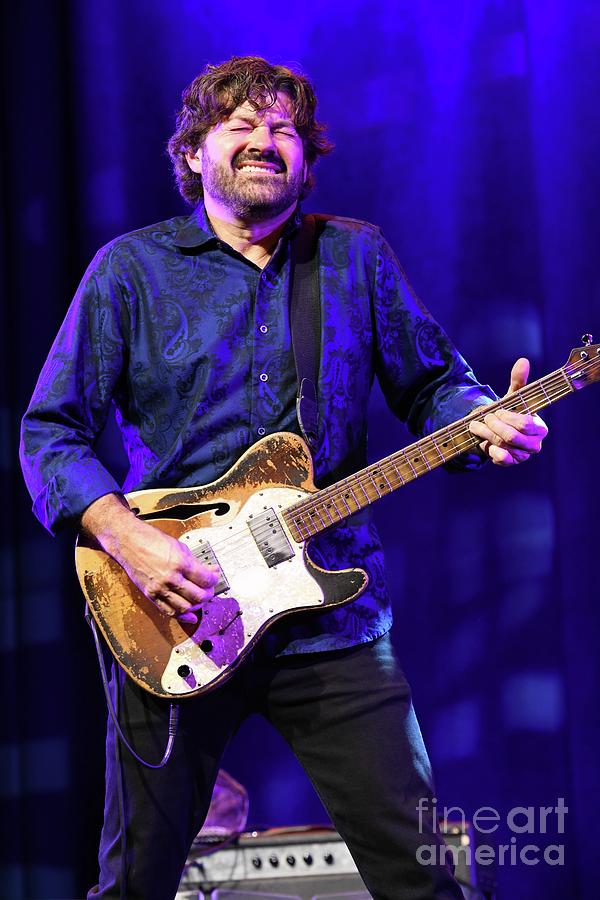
[283,364,578,543]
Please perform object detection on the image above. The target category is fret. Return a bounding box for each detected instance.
[368,471,383,498]
[337,485,353,515]
[311,506,327,530]
[404,453,418,479]
[447,426,471,457]
[302,517,316,539]
[288,520,303,542]
[379,467,394,492]
[347,482,362,508]
[430,435,446,464]
[559,368,576,392]
[439,427,461,457]
[385,464,400,487]
[540,375,562,397]
[294,516,310,542]
[390,458,405,484]
[520,393,532,414]
[411,454,424,474]
[301,519,316,539]
[322,501,335,525]
[329,493,344,519]
[538,381,558,406]
[357,477,372,505]
[394,459,415,484]
[419,444,432,470]
[345,482,363,512]
[538,380,551,405]
[524,384,546,413]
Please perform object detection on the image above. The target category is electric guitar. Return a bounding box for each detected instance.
[76,337,600,699]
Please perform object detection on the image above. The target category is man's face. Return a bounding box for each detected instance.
[187,93,307,221]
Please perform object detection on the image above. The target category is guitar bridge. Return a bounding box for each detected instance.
[248,509,294,567]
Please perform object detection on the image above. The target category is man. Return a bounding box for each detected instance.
[20,57,547,899]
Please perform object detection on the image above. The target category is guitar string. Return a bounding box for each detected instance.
[286,355,597,536]
[176,410,528,562]
[169,352,598,564]
[181,353,598,559]
[291,350,598,511]
[290,385,561,521]
[199,362,591,558]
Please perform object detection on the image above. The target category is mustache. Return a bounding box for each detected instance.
[233,151,286,172]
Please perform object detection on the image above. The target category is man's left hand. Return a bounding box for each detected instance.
[469,358,549,466]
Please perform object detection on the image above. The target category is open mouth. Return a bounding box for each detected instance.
[235,159,284,175]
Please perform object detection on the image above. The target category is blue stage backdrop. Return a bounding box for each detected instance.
[2,2,599,898]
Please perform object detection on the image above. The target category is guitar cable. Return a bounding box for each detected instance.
[88,615,180,768]
[88,615,180,899]
[112,659,127,900]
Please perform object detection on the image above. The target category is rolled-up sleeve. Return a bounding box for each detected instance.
[20,247,129,534]
[372,232,497,469]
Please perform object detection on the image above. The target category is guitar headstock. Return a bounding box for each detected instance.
[563,334,600,390]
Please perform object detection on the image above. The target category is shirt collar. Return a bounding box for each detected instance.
[173,202,217,248]
[173,201,303,249]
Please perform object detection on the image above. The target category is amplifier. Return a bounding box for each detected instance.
[176,824,484,899]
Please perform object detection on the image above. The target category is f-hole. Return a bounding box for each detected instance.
[137,502,230,522]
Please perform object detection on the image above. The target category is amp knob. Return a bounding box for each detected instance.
[324,852,334,865]
[286,855,296,866]
[251,857,262,869]
[269,855,279,867]
[303,853,313,865]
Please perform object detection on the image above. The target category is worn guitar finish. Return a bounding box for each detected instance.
[77,433,367,699]
[76,339,600,699]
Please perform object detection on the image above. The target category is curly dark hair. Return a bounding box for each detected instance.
[168,56,333,205]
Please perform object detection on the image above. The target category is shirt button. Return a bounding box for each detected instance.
[259,324,268,334]
[257,426,266,436]
[259,372,268,382]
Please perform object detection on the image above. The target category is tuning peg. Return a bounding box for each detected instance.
[581,333,593,345]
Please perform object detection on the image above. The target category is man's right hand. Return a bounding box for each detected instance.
[80,493,219,624]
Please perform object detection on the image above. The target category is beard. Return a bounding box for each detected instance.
[200,148,305,221]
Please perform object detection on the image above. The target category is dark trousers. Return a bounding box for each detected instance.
[89,634,462,900]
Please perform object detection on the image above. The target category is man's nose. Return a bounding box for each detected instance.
[248,124,276,151]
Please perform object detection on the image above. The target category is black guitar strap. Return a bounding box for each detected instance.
[289,213,321,450]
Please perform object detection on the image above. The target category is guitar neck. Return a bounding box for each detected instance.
[283,362,583,543]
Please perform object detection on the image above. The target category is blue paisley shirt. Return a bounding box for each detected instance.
[20,203,496,655]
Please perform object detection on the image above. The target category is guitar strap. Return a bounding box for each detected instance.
[289,213,322,450]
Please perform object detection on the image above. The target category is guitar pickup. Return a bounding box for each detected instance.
[248,509,294,568]
[189,541,229,594]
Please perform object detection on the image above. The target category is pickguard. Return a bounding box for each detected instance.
[162,487,323,695]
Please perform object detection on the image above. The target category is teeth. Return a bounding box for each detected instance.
[238,165,279,174]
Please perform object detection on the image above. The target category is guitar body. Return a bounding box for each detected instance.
[76,433,368,699]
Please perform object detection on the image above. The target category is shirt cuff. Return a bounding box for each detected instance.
[32,457,123,536]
